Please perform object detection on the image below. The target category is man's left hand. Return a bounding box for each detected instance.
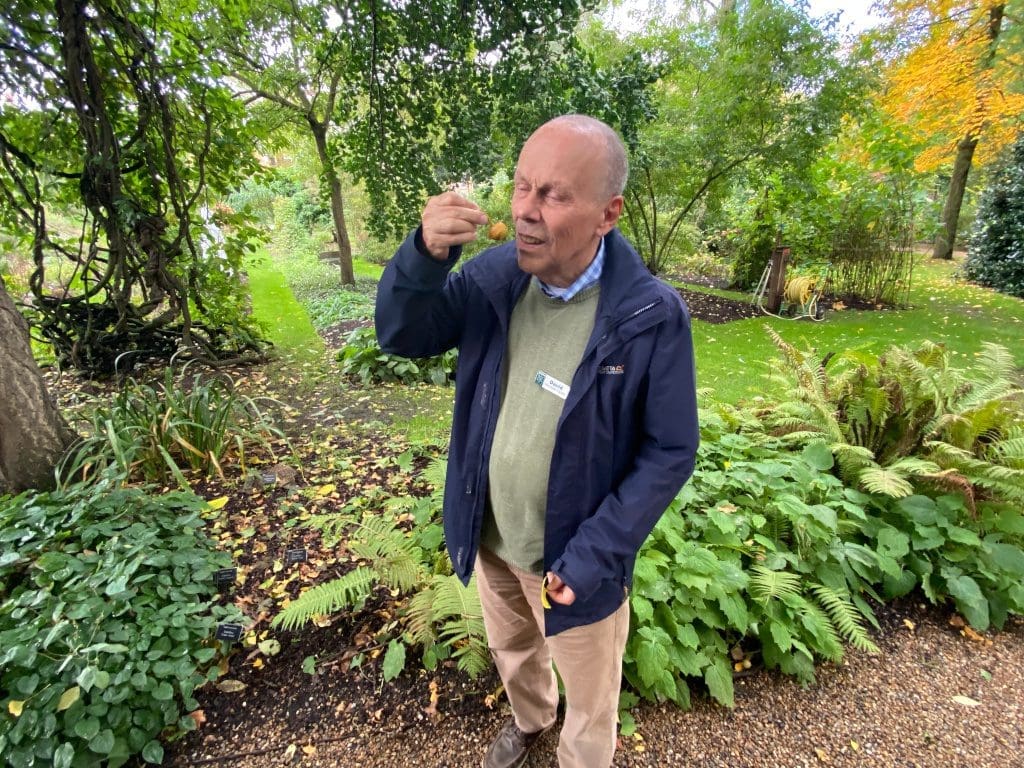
[544,572,576,606]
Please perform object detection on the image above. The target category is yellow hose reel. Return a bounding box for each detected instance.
[783,275,814,306]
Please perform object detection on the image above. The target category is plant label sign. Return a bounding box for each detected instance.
[213,567,237,591]
[284,548,308,565]
[215,623,244,643]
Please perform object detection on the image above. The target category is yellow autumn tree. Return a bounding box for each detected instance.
[880,0,1024,259]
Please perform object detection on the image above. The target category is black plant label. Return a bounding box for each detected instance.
[215,623,243,643]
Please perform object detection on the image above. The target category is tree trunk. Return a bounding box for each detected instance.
[310,122,355,285]
[932,5,1003,261]
[932,136,977,260]
[0,280,76,494]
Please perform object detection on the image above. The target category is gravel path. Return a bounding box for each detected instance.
[172,599,1023,767]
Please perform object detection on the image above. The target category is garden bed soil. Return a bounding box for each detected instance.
[166,598,1024,767]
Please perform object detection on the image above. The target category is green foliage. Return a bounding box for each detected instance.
[761,330,1024,509]
[0,475,235,767]
[621,0,867,274]
[60,368,283,487]
[226,176,301,225]
[273,457,490,680]
[337,327,457,386]
[726,111,920,303]
[625,397,1024,708]
[0,0,267,372]
[624,415,881,707]
[965,133,1024,298]
[300,280,377,331]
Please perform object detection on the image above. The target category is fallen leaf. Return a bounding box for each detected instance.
[902,619,915,632]
[7,700,24,717]
[302,745,317,756]
[258,639,281,656]
[56,686,80,712]
[215,679,247,693]
[317,483,336,497]
[850,740,860,752]
[425,679,440,721]
[952,695,980,707]
[949,614,966,628]
[283,743,297,761]
[188,709,207,728]
[815,747,830,762]
[252,658,264,669]
[206,496,229,510]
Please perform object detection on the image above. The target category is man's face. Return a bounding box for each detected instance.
[511,124,622,287]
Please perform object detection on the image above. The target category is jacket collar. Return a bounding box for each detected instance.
[472,228,660,323]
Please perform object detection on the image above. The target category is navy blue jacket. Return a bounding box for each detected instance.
[375,227,699,635]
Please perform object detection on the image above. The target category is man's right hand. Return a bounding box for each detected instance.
[421,191,489,261]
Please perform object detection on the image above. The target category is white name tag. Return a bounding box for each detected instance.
[535,371,570,400]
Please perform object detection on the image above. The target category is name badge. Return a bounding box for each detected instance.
[535,371,570,400]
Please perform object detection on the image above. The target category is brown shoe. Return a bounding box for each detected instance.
[481,718,549,768]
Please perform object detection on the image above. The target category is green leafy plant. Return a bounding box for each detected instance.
[624,415,880,709]
[271,457,489,680]
[761,329,1024,508]
[337,327,457,386]
[0,473,235,767]
[60,367,284,487]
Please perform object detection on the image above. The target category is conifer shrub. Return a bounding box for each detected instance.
[964,134,1024,298]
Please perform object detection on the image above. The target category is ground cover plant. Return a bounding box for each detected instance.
[337,327,457,386]
[0,473,236,767]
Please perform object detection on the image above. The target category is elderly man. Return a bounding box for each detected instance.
[375,115,698,768]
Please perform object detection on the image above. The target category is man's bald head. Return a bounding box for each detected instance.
[531,115,629,200]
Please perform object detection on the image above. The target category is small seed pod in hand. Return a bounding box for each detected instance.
[487,221,508,241]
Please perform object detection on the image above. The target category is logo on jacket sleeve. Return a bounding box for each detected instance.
[598,364,625,375]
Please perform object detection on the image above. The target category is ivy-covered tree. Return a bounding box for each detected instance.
[964,133,1024,298]
[0,0,264,374]
[220,0,608,285]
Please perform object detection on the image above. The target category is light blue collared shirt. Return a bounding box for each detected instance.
[538,238,605,302]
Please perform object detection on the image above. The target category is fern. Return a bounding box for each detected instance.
[811,584,879,654]
[858,466,913,498]
[272,566,378,631]
[749,566,802,603]
[407,573,490,679]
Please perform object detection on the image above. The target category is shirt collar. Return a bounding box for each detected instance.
[538,237,605,302]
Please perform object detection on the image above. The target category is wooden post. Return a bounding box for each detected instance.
[766,242,790,314]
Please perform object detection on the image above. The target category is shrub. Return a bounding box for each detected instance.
[0,475,235,767]
[61,368,283,487]
[301,279,377,330]
[623,397,1024,711]
[337,327,456,386]
[964,133,1024,298]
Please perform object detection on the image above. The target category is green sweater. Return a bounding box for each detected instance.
[481,279,600,573]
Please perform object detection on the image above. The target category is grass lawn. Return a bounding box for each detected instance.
[246,251,324,363]
[691,256,1024,404]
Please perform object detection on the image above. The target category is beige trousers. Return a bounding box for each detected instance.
[475,547,630,768]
